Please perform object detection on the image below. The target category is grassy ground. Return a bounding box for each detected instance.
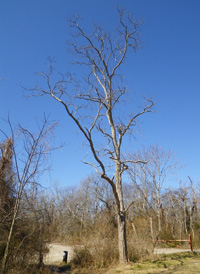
[102,252,200,274]
[47,252,200,274]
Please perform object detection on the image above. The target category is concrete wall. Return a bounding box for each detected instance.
[154,248,192,254]
[44,243,75,264]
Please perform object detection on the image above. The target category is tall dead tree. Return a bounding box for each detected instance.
[28,10,154,263]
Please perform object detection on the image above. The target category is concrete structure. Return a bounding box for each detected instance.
[44,244,199,265]
[154,248,197,254]
[44,243,75,264]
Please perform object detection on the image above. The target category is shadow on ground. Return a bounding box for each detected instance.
[47,264,71,273]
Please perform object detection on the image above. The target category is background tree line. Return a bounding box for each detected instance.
[1,127,200,273]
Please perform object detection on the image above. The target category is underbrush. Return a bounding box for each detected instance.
[69,216,119,269]
[70,245,119,270]
[69,251,200,274]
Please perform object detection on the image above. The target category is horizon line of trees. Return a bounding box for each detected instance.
[1,129,199,272]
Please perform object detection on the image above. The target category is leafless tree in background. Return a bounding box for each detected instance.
[1,118,56,273]
[129,145,180,235]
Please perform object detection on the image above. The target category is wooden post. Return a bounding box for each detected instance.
[189,234,193,253]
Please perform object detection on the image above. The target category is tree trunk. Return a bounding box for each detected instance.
[158,212,161,232]
[150,217,154,240]
[1,198,19,273]
[117,211,128,264]
[115,162,128,263]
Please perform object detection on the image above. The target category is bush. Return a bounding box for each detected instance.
[71,247,93,268]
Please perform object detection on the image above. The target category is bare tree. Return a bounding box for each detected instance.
[128,151,150,215]
[188,176,198,238]
[1,118,56,273]
[27,9,154,263]
[146,146,179,233]
[129,145,180,234]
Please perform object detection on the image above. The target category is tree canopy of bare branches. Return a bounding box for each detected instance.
[26,9,154,263]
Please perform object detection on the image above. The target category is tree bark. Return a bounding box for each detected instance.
[115,162,128,263]
[158,211,161,232]
[150,217,154,241]
[117,211,128,263]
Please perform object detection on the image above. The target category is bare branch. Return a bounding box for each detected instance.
[24,9,154,264]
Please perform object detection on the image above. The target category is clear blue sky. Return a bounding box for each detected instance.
[1,0,200,188]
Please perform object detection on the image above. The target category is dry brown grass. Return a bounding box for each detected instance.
[102,252,200,274]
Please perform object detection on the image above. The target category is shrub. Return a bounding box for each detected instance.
[71,247,93,268]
